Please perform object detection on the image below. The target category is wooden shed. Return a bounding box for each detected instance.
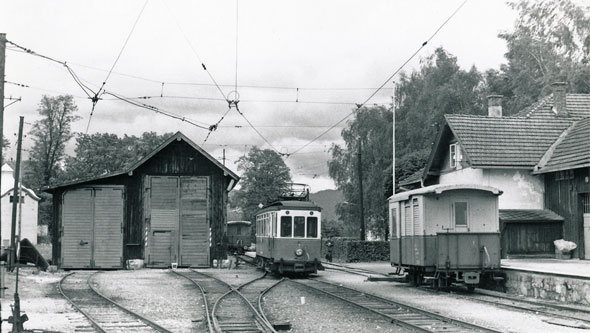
[45,132,239,269]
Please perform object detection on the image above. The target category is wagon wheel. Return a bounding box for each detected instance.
[438,275,449,291]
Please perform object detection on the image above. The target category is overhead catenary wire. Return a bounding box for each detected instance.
[287,0,470,158]
[86,0,150,133]
[234,103,282,154]
[162,1,229,102]
[103,90,210,130]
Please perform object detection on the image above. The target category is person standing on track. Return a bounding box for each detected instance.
[325,238,334,262]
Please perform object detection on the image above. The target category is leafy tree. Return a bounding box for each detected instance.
[1,136,9,161]
[24,95,79,240]
[26,95,80,190]
[328,105,392,240]
[490,0,590,114]
[232,147,292,224]
[395,47,485,157]
[63,131,172,181]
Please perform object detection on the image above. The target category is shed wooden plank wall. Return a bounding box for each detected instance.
[544,167,590,258]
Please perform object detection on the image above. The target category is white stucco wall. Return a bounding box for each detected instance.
[1,164,40,247]
[438,168,544,209]
[1,191,39,246]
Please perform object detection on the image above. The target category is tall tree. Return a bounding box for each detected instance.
[63,131,172,181]
[27,95,79,190]
[395,47,485,157]
[232,147,292,224]
[490,0,590,114]
[328,105,393,240]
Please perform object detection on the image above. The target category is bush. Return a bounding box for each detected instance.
[322,238,389,263]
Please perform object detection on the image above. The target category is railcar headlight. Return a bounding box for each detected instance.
[295,248,304,257]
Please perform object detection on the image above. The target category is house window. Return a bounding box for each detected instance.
[9,195,25,203]
[453,202,468,227]
[583,194,590,214]
[450,143,461,168]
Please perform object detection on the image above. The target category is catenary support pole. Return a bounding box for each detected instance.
[358,139,365,241]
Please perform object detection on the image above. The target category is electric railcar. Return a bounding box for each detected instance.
[389,184,504,291]
[227,221,252,255]
[255,184,324,274]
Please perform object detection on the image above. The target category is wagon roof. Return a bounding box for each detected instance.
[43,131,239,192]
[388,183,502,202]
[227,220,252,225]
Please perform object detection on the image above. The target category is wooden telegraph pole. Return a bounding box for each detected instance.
[10,117,24,271]
[0,33,6,305]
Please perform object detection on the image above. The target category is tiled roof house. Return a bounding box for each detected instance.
[407,82,590,258]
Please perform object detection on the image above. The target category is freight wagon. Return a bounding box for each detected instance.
[389,184,504,291]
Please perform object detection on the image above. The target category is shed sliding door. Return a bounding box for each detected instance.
[61,186,124,268]
[147,176,209,267]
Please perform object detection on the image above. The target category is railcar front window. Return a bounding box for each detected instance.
[307,217,318,238]
[294,216,305,237]
[280,216,292,237]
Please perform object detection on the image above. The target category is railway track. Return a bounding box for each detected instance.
[322,261,394,278]
[173,269,277,333]
[291,278,501,332]
[58,271,172,333]
[436,287,590,329]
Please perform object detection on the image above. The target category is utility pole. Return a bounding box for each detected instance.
[222,148,226,166]
[9,117,27,332]
[0,33,6,333]
[358,139,365,241]
[392,82,396,196]
[9,117,23,271]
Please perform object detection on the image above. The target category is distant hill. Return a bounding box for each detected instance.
[310,189,344,223]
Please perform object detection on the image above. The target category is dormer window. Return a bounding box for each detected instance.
[450,143,462,169]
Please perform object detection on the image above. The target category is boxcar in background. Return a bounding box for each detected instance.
[389,184,503,291]
[45,132,239,269]
[226,220,252,254]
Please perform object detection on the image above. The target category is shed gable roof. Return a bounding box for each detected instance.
[45,131,239,191]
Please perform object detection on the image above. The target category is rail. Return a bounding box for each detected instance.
[58,271,173,333]
[291,278,501,333]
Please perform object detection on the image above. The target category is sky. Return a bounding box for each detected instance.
[0,0,518,191]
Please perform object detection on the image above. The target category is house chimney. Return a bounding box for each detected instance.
[552,82,568,117]
[487,95,503,117]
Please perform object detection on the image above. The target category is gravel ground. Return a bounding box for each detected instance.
[93,269,206,332]
[318,269,588,333]
[262,279,409,332]
[4,262,588,333]
[0,267,88,333]
[200,264,266,287]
